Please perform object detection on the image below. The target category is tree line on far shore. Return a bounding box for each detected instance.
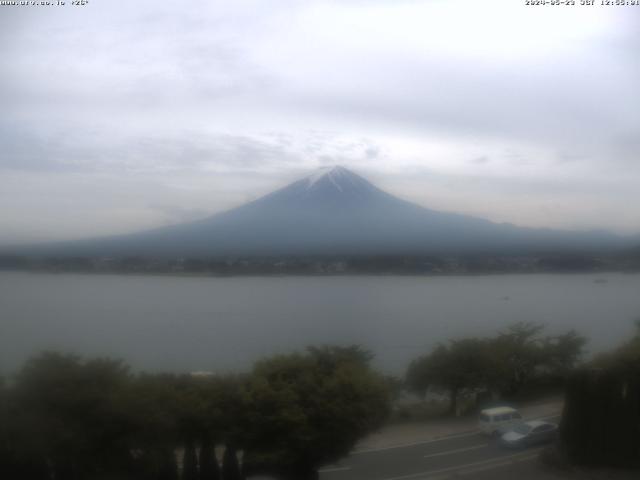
[3,251,639,276]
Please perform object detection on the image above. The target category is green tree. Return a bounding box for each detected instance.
[199,435,220,480]
[406,323,588,409]
[127,372,246,480]
[561,368,640,467]
[405,339,491,415]
[12,352,135,479]
[0,375,8,468]
[1,372,61,479]
[222,444,242,480]
[183,440,198,480]
[405,356,432,399]
[241,345,391,480]
[199,374,246,454]
[157,447,179,480]
[126,373,190,479]
[594,320,640,373]
[489,322,546,396]
[560,321,640,467]
[540,329,587,377]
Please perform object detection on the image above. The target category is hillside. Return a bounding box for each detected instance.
[9,166,629,258]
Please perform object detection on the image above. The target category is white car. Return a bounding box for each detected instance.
[478,406,522,436]
[499,420,558,448]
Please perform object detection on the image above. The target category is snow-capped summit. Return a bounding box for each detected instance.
[305,166,356,191]
[265,165,383,206]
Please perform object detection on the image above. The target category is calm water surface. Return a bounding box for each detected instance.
[1,272,639,375]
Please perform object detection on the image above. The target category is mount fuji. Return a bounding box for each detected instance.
[18,166,627,257]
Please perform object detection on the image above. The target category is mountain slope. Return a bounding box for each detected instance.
[16,166,629,257]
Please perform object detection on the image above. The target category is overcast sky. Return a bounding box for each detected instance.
[1,0,639,245]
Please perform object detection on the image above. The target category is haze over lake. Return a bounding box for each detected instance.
[2,272,639,375]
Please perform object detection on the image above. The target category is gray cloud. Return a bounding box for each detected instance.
[471,156,490,165]
[0,126,302,175]
[149,205,211,224]
[1,0,639,243]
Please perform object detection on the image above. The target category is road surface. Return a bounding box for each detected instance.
[319,416,561,480]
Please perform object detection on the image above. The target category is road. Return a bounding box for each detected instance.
[319,416,561,480]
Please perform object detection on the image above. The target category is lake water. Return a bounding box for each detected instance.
[1,272,639,376]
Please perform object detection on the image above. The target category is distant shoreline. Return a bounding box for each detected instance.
[2,250,640,278]
[1,266,639,279]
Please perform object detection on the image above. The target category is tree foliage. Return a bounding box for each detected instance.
[241,345,391,479]
[222,445,242,480]
[407,339,491,413]
[406,323,587,412]
[0,346,391,480]
[561,368,640,467]
[559,320,640,467]
[198,435,220,480]
[593,319,640,373]
[10,353,135,479]
[183,440,198,480]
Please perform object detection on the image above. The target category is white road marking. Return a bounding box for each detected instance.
[378,448,543,480]
[423,443,488,459]
[350,431,479,455]
[459,452,538,476]
[459,460,514,475]
[319,466,352,473]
